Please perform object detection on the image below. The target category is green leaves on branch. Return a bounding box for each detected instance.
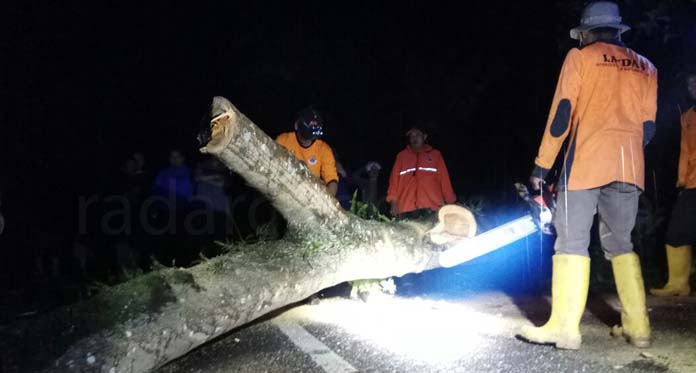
[349,191,391,222]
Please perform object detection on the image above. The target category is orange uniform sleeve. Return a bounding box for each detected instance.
[438,154,456,204]
[276,133,289,148]
[320,143,339,185]
[533,48,583,177]
[678,113,690,187]
[386,154,402,203]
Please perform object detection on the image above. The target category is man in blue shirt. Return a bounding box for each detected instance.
[153,149,193,202]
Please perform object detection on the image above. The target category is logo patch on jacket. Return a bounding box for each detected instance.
[308,157,317,165]
[426,156,433,162]
[598,54,647,72]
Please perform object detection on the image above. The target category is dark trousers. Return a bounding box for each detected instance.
[666,188,696,246]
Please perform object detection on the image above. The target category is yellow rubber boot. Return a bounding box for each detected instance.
[518,254,590,350]
[649,245,692,297]
[611,253,651,348]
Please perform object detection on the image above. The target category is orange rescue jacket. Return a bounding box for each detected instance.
[533,41,658,190]
[276,132,339,185]
[678,107,696,189]
[387,145,456,213]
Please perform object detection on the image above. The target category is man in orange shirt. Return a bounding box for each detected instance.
[650,73,696,297]
[386,126,456,219]
[519,2,657,350]
[277,107,339,196]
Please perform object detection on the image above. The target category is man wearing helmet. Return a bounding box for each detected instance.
[277,107,339,196]
[519,1,658,350]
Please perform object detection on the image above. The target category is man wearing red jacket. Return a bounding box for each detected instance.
[387,126,456,219]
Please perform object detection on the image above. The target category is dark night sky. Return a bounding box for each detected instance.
[2,1,695,248]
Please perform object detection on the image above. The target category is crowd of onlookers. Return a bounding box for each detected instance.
[0,104,487,305]
[57,143,389,288]
[0,149,242,296]
[0,99,471,313]
[109,149,234,274]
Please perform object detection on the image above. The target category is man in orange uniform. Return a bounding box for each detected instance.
[519,2,657,350]
[386,126,456,219]
[650,73,696,297]
[277,107,339,196]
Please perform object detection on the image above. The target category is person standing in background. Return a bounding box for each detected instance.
[276,107,339,196]
[650,72,696,297]
[386,125,456,220]
[153,149,193,202]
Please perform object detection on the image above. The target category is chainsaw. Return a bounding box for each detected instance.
[514,182,556,235]
[437,182,557,268]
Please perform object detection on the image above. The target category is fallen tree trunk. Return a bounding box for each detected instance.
[1,97,474,372]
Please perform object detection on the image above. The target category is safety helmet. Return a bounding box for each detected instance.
[295,107,324,140]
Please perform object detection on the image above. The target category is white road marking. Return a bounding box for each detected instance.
[273,319,358,373]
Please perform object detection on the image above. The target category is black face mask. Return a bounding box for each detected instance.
[297,120,324,140]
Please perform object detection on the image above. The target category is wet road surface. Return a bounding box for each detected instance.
[159,292,696,372]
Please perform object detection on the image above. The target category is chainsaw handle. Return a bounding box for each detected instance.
[529,183,557,211]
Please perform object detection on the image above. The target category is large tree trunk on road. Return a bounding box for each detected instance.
[1,97,474,372]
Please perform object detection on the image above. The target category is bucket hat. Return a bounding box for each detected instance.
[570,1,630,40]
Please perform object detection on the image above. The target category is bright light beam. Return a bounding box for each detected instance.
[438,215,539,268]
[294,297,496,364]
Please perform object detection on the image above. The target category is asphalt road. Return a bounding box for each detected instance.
[159,291,696,373]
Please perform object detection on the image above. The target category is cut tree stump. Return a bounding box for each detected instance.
[0,97,475,372]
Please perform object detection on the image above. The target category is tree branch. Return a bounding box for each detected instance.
[200,96,349,236]
[1,97,475,372]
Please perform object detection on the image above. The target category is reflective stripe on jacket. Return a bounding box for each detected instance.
[534,41,658,190]
[386,145,456,213]
[679,107,696,189]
